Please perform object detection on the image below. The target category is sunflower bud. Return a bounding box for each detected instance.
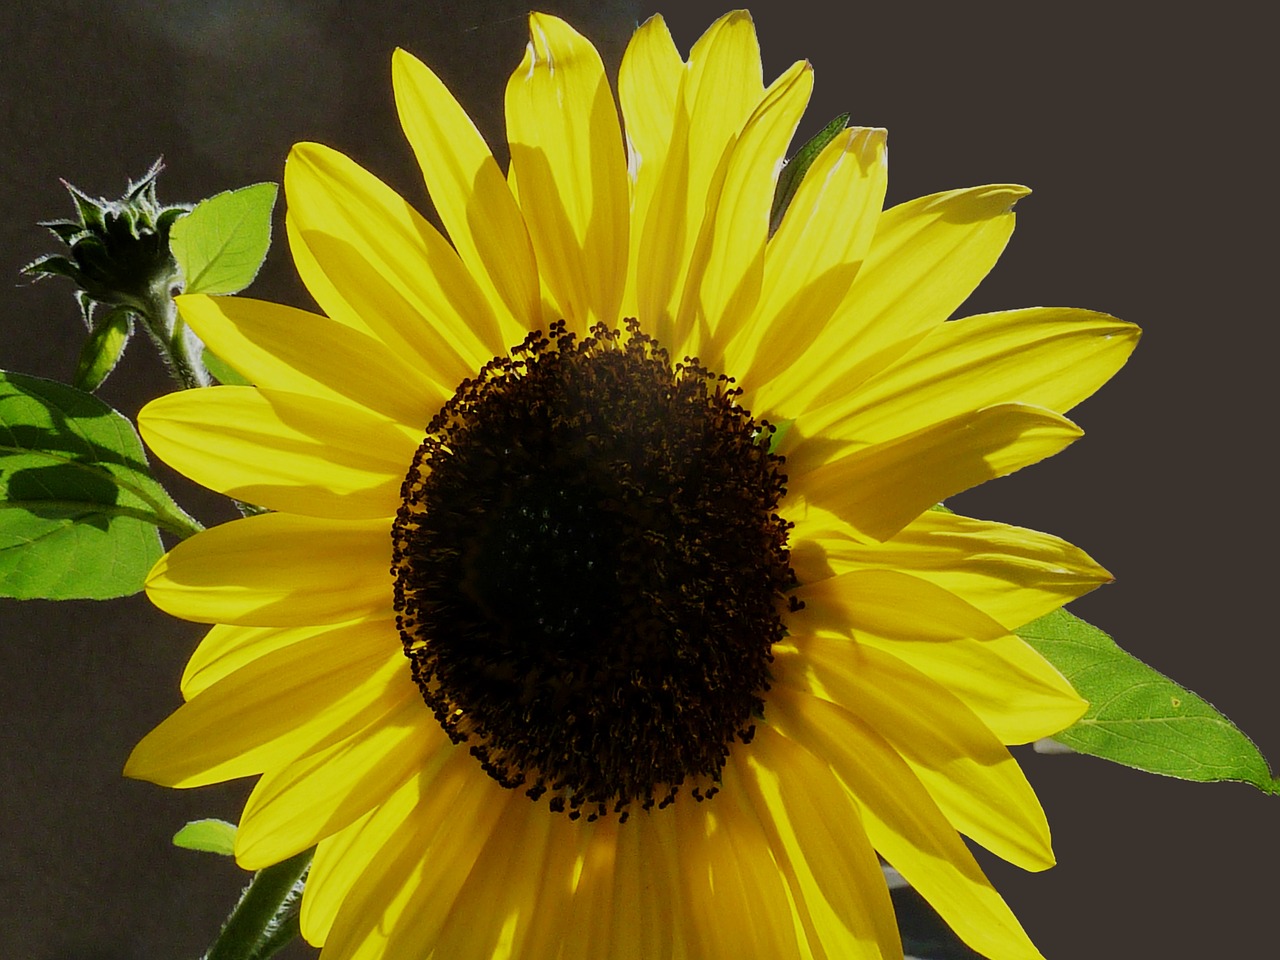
[24,160,194,391]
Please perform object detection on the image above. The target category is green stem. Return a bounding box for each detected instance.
[204,848,313,960]
[136,271,208,390]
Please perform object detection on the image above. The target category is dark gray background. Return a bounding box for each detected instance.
[2,1,1275,957]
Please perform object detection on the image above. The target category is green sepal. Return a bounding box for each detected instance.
[65,179,108,234]
[1020,607,1279,795]
[41,218,90,245]
[22,253,83,284]
[174,819,238,856]
[171,182,278,296]
[770,113,849,235]
[73,307,133,392]
[0,371,202,600]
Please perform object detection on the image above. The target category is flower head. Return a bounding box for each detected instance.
[127,11,1138,960]
[25,160,187,313]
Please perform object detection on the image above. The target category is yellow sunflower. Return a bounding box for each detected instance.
[126,10,1138,960]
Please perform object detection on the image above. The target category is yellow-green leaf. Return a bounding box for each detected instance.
[1020,608,1279,795]
[171,182,277,295]
[173,818,238,856]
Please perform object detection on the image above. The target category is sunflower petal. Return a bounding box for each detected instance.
[177,294,446,425]
[791,568,1087,743]
[317,752,478,959]
[140,386,416,519]
[610,815,692,960]
[285,141,504,379]
[546,819,620,960]
[235,695,446,869]
[392,47,538,340]
[432,800,566,960]
[124,618,404,787]
[636,10,764,346]
[792,403,1082,541]
[670,778,807,960]
[301,771,424,946]
[797,567,1008,641]
[323,764,516,960]
[771,688,1046,960]
[741,725,903,959]
[778,640,1059,871]
[791,506,1113,631]
[504,13,628,328]
[146,514,391,626]
[759,184,1028,416]
[811,307,1141,442]
[618,14,682,319]
[181,623,314,700]
[732,126,888,395]
[690,58,813,359]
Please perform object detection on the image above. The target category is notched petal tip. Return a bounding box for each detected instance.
[852,125,889,155]
[526,11,589,61]
[925,183,1032,221]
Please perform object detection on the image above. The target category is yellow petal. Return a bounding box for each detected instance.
[146,514,391,626]
[431,799,562,960]
[790,567,1087,743]
[618,14,682,319]
[687,58,813,360]
[740,726,902,959]
[796,567,1008,641]
[182,623,315,700]
[671,776,807,960]
[301,769,424,946]
[392,47,538,340]
[609,808,691,960]
[285,141,504,379]
[236,695,445,869]
[175,293,446,427]
[534,819,619,960]
[124,618,404,787]
[610,813,705,960]
[730,127,888,394]
[757,185,1028,417]
[770,687,1046,960]
[636,10,764,346]
[811,307,1141,442]
[323,762,516,960]
[140,386,416,519]
[504,14,628,328]
[791,403,1082,541]
[778,640,1058,870]
[791,505,1113,631]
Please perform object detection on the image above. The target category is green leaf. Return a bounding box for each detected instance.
[73,307,133,392]
[171,182,278,295]
[770,113,849,235]
[203,347,252,386]
[0,372,202,599]
[1019,608,1279,794]
[174,818,238,856]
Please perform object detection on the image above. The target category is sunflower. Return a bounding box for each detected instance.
[126,10,1138,960]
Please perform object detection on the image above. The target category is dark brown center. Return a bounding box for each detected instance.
[392,321,797,821]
